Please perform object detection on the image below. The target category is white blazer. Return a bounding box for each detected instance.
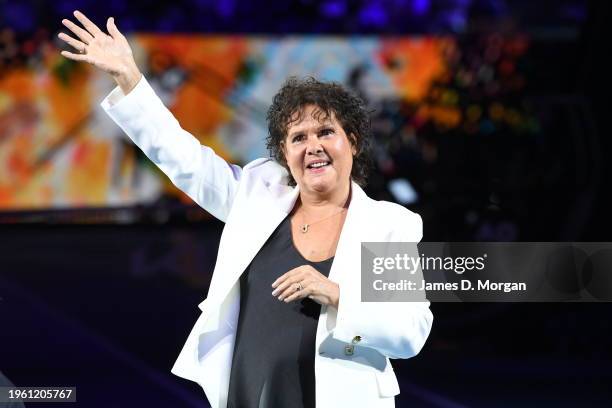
[102,76,433,408]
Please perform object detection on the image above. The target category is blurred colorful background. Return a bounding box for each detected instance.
[1,0,611,407]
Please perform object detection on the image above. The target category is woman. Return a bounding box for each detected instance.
[59,11,433,408]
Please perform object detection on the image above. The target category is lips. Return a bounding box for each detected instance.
[306,160,331,169]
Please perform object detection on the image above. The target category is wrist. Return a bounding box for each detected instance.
[113,62,141,95]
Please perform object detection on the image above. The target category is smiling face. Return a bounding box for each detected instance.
[281,104,357,197]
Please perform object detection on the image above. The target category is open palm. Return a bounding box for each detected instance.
[58,10,136,78]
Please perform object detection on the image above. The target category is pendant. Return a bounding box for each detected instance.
[301,224,309,233]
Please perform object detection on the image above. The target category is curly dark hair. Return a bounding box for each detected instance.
[266,76,372,187]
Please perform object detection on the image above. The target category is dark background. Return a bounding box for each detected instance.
[1,0,612,407]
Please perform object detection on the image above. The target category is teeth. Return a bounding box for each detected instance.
[309,162,328,168]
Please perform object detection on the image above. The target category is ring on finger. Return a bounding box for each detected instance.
[296,282,303,292]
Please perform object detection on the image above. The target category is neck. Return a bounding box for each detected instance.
[297,181,351,215]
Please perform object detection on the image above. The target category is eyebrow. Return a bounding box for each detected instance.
[288,123,335,139]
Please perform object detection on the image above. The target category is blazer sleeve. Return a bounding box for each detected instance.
[100,75,242,222]
[331,212,434,359]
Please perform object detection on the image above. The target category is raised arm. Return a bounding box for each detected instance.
[58,11,242,221]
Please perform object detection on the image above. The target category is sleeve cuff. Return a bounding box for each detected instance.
[100,74,150,111]
[100,75,166,127]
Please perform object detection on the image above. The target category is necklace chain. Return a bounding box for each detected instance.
[300,208,346,233]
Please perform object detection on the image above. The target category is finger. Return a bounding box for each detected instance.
[283,288,308,303]
[271,273,289,289]
[106,17,123,39]
[62,19,93,44]
[273,274,304,297]
[73,10,104,37]
[57,32,86,52]
[283,282,313,303]
[278,282,304,301]
[272,279,294,297]
[60,50,90,63]
[271,265,306,288]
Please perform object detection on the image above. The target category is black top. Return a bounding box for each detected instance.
[226,215,334,408]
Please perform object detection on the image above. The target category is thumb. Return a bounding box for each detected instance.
[106,17,122,39]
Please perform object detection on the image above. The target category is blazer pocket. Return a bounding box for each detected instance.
[375,370,400,398]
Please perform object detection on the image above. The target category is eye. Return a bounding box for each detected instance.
[319,128,335,136]
[291,133,305,143]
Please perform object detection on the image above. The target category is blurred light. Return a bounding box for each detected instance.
[446,10,467,33]
[466,104,482,122]
[480,119,496,134]
[57,0,79,16]
[561,4,587,21]
[160,67,185,90]
[320,1,346,18]
[411,0,430,16]
[388,178,418,205]
[359,2,388,27]
[217,0,236,18]
[4,3,35,33]
[489,102,504,120]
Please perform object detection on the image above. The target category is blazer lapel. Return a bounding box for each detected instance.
[205,182,301,309]
[328,182,367,281]
[322,181,369,329]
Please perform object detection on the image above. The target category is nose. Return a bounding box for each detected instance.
[305,135,323,155]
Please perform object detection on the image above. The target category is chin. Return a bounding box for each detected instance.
[302,177,333,193]
[299,170,343,194]
[303,180,326,191]
[311,185,332,194]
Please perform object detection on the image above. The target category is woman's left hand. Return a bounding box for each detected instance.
[272,265,340,308]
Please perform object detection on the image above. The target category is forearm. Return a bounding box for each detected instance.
[113,61,142,95]
[101,75,242,221]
